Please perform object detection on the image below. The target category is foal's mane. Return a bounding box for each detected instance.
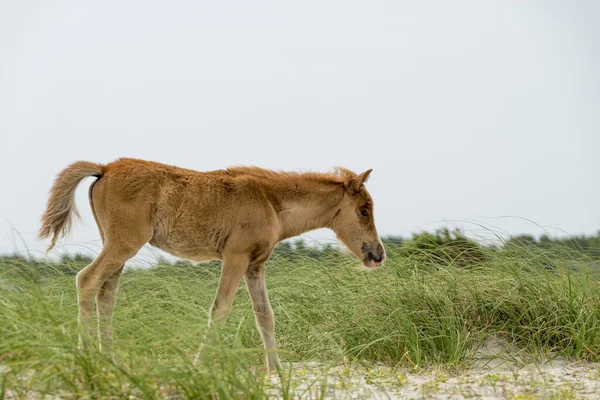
[226,166,356,188]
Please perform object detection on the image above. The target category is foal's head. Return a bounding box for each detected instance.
[331,169,386,268]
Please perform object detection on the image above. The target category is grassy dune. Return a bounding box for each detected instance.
[1,242,599,398]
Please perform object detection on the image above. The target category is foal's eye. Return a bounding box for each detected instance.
[359,208,370,218]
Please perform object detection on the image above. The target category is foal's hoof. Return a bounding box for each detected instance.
[267,363,283,376]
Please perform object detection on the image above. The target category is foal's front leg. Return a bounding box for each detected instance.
[244,265,282,372]
[195,253,248,364]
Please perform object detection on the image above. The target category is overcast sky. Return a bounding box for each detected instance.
[1,1,598,261]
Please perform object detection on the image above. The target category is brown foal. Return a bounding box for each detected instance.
[39,158,386,371]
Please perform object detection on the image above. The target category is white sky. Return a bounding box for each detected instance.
[1,1,599,261]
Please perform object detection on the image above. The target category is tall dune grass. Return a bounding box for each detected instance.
[1,241,599,398]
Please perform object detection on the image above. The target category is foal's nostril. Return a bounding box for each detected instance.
[367,252,382,263]
[363,241,386,266]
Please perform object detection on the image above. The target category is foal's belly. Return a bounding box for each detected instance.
[149,188,231,262]
[149,237,222,262]
[149,223,224,262]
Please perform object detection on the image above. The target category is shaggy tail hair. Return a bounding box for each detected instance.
[38,161,105,251]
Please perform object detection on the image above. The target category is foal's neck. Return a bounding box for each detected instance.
[268,183,343,241]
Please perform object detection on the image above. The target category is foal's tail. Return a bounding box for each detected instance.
[38,161,106,251]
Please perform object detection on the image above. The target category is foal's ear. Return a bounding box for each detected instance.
[346,169,372,194]
[358,169,372,185]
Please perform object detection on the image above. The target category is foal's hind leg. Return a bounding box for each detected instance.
[88,198,123,358]
[96,265,124,357]
[76,243,144,348]
[82,179,152,355]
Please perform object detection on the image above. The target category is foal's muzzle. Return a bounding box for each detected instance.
[362,241,386,268]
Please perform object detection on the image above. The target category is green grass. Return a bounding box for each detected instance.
[1,243,599,398]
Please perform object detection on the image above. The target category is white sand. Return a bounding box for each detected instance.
[268,337,600,399]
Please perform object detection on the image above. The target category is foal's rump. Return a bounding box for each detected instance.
[40,158,176,252]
